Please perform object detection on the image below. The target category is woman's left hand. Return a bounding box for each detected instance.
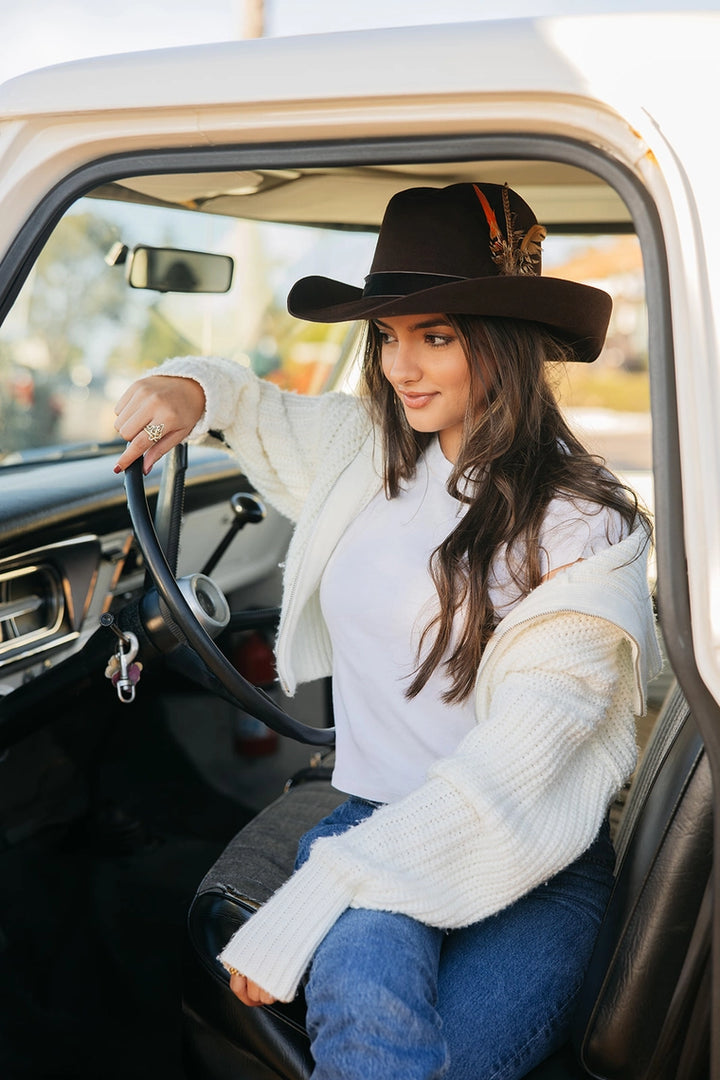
[229,971,277,1007]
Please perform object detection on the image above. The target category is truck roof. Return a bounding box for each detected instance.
[0,13,708,119]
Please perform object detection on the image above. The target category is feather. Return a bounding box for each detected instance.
[474,182,545,276]
[517,223,546,274]
[473,184,502,240]
[501,184,515,250]
[474,184,512,271]
[519,223,546,258]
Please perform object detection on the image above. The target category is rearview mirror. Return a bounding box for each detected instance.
[126,245,234,293]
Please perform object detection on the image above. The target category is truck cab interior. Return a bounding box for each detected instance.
[0,97,715,1079]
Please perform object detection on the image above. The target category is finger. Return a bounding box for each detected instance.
[114,387,169,442]
[229,973,251,1006]
[229,973,260,1007]
[114,380,143,416]
[228,972,276,1007]
[113,383,163,432]
[138,424,196,474]
[113,375,175,422]
[113,424,192,475]
[246,978,276,1005]
[114,375,205,435]
[229,972,247,1003]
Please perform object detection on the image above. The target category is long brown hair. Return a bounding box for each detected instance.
[361,314,650,704]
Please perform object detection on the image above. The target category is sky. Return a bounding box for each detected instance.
[0,0,718,85]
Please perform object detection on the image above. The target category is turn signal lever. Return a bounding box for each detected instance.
[202,492,266,577]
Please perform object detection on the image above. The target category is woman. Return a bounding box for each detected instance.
[114,182,661,1079]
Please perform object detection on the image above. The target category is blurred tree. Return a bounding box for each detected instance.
[25,212,128,377]
[0,212,130,455]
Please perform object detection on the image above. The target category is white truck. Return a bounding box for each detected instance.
[0,13,716,1079]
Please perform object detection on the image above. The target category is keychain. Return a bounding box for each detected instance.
[101,613,143,704]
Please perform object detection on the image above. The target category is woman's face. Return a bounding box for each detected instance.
[376,313,475,462]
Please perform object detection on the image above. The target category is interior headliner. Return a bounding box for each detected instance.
[90,160,632,232]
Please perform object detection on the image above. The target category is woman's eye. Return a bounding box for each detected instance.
[426,334,451,347]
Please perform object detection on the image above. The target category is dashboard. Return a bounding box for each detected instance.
[0,447,292,711]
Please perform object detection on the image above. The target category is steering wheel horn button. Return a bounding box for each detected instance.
[185,574,230,630]
[142,573,230,652]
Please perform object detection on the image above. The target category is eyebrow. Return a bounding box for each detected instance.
[373,318,452,332]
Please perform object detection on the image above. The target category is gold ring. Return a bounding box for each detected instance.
[144,422,165,444]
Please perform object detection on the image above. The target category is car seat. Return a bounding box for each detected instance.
[181,680,711,1079]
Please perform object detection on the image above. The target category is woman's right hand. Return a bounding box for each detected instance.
[113,374,207,474]
[228,971,278,1008]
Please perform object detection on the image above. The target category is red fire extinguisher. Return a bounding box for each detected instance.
[231,631,279,757]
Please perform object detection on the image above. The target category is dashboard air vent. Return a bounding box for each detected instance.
[0,565,65,660]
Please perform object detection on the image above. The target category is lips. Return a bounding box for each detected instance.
[397,390,438,409]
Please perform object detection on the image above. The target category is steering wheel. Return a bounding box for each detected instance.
[123,453,335,747]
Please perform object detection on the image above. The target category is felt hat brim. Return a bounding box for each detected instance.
[287,273,613,364]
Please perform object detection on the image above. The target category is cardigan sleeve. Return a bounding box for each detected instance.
[148,355,368,523]
[218,609,639,1002]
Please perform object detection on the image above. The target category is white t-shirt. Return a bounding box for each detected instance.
[320,437,626,804]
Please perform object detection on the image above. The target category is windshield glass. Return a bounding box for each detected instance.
[0,193,376,463]
[0,173,649,512]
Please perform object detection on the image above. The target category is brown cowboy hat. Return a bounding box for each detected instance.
[287,182,612,363]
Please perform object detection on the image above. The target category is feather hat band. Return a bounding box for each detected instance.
[287,182,612,363]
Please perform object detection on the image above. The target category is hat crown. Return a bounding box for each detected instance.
[368,182,543,282]
[286,180,612,364]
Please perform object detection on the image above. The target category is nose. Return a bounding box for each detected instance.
[384,338,422,385]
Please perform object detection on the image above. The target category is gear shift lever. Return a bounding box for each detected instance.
[201,492,266,577]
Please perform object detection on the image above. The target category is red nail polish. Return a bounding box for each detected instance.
[113,465,122,474]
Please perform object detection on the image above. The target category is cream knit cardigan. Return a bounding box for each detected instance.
[155,355,662,1003]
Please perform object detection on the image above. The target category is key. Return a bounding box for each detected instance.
[100,611,131,649]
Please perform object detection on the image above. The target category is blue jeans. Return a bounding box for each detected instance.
[295,796,614,1080]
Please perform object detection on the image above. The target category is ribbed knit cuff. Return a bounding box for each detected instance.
[218,853,355,1003]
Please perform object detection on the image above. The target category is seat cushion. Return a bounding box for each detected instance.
[183,779,344,1080]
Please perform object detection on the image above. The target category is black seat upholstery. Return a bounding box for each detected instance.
[571,683,712,1078]
[182,682,711,1080]
[183,776,343,1080]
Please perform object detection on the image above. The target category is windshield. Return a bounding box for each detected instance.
[0,172,649,513]
[0,193,376,464]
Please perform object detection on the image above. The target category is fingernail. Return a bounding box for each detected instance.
[113,465,122,474]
